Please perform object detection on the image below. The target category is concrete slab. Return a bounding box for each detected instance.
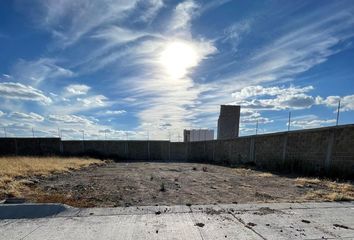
[0,202,353,240]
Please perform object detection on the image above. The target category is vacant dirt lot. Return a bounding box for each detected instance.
[22,162,354,207]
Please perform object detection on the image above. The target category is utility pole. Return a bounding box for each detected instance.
[288,111,291,132]
[178,133,181,142]
[104,129,107,140]
[82,130,85,141]
[336,99,341,126]
[32,128,35,138]
[147,131,149,140]
[4,127,7,137]
[255,119,259,135]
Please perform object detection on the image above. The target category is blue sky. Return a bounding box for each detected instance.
[0,0,353,140]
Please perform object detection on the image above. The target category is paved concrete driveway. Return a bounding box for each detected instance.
[1,202,353,239]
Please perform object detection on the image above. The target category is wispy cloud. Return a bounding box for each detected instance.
[0,82,52,105]
[11,58,73,86]
[9,112,44,122]
[222,21,251,52]
[290,118,336,129]
[33,0,140,47]
[167,0,199,38]
[103,110,126,115]
[65,84,90,96]
[48,114,94,125]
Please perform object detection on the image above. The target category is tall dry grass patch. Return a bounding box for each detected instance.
[0,156,104,198]
[295,177,354,202]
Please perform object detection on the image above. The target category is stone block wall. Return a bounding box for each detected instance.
[0,125,353,178]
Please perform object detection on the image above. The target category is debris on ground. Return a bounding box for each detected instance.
[195,223,205,227]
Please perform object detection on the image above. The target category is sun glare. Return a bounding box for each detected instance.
[160,41,198,79]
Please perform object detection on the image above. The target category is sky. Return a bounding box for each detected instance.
[0,0,354,140]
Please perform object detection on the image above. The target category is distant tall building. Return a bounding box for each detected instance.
[183,129,214,142]
[217,105,240,140]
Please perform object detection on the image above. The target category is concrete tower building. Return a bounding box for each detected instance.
[217,105,240,140]
[183,129,214,142]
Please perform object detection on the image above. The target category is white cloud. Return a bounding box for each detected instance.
[232,85,316,110]
[104,110,126,115]
[0,82,52,105]
[48,114,94,125]
[10,112,44,122]
[2,74,11,78]
[291,119,336,129]
[240,109,272,125]
[77,95,108,107]
[0,111,5,117]
[168,0,199,36]
[317,95,354,111]
[65,84,91,95]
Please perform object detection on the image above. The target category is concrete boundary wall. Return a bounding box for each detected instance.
[0,125,353,178]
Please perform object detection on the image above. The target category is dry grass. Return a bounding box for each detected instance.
[0,156,104,198]
[256,172,274,177]
[295,177,354,202]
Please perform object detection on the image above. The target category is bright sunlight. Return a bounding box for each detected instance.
[159,41,198,79]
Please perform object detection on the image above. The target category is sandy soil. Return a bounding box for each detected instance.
[22,162,353,208]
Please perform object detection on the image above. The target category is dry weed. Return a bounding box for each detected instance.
[295,177,354,201]
[256,172,274,177]
[0,156,104,198]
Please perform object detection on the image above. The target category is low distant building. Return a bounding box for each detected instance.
[183,129,214,142]
[217,105,240,140]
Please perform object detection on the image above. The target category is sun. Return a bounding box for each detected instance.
[159,41,198,79]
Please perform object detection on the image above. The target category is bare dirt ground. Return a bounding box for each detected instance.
[23,162,354,207]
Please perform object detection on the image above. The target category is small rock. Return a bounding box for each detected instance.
[247,222,257,227]
[195,223,205,227]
